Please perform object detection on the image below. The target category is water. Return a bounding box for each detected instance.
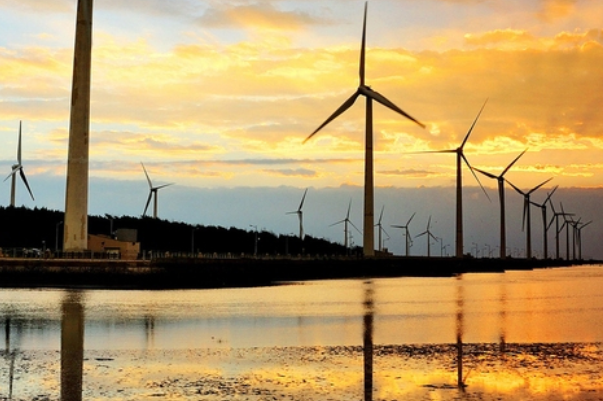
[1,265,603,400]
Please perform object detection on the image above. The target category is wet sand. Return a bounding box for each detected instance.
[2,343,602,400]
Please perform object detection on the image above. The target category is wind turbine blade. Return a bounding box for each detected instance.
[522,199,528,232]
[382,228,390,238]
[304,92,360,143]
[141,162,153,188]
[530,200,542,208]
[346,199,352,219]
[549,199,557,214]
[143,192,152,216]
[547,215,555,231]
[506,179,525,196]
[19,169,35,201]
[17,121,22,164]
[155,183,174,191]
[460,98,488,149]
[4,169,17,182]
[501,149,527,177]
[463,155,491,201]
[543,185,559,204]
[408,149,456,155]
[299,188,308,211]
[406,212,416,226]
[329,219,345,227]
[527,177,553,195]
[427,215,432,229]
[349,220,363,234]
[391,225,404,229]
[363,87,425,128]
[472,166,498,180]
[581,220,592,229]
[359,1,367,86]
[415,231,427,238]
[378,205,384,224]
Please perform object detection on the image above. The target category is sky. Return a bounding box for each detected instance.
[1,0,602,258]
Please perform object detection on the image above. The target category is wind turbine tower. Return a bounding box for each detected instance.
[304,2,424,257]
[392,212,415,257]
[530,186,557,259]
[5,121,35,207]
[330,199,361,250]
[63,0,93,251]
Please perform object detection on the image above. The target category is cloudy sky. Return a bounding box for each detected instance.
[1,0,602,257]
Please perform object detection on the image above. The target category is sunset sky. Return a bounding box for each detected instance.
[1,0,602,256]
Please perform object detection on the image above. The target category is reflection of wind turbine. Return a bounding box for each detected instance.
[507,178,552,259]
[473,150,526,259]
[330,199,362,250]
[392,212,415,257]
[287,188,308,240]
[530,186,558,259]
[375,206,390,252]
[4,121,35,207]
[416,216,437,257]
[141,162,174,219]
[413,100,489,258]
[363,281,375,401]
[303,2,424,257]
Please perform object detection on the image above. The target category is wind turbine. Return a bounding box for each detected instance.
[4,121,35,206]
[374,206,390,252]
[141,162,174,219]
[392,212,415,257]
[412,100,489,258]
[559,203,575,261]
[329,199,362,250]
[529,185,558,259]
[507,178,553,259]
[303,2,425,257]
[416,216,438,257]
[548,200,572,259]
[287,188,308,240]
[473,150,526,259]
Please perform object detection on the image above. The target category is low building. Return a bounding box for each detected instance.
[88,233,140,260]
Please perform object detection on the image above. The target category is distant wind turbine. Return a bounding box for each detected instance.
[507,178,553,259]
[287,188,308,240]
[303,2,425,257]
[416,216,438,257]
[374,206,389,252]
[559,203,575,261]
[4,121,34,207]
[575,220,592,260]
[392,212,415,257]
[548,200,573,259]
[330,199,362,250]
[141,162,174,219]
[413,100,489,258]
[529,185,558,259]
[473,150,526,259]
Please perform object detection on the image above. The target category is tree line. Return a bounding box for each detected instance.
[0,206,356,256]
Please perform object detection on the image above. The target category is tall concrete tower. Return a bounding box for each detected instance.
[64,0,93,251]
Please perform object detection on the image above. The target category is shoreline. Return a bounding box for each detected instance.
[0,256,599,289]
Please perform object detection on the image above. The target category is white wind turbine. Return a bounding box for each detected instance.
[330,199,362,250]
[287,188,308,240]
[4,121,34,206]
[304,2,425,257]
[141,162,174,219]
[507,178,553,259]
[473,150,526,259]
[392,212,415,257]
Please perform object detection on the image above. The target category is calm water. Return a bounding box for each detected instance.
[1,265,603,400]
[2,265,603,350]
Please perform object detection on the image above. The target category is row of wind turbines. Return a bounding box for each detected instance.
[300,2,592,259]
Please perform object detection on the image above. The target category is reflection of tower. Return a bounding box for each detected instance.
[499,275,507,353]
[61,291,85,401]
[455,276,466,388]
[363,281,374,401]
[63,0,93,251]
[144,316,156,349]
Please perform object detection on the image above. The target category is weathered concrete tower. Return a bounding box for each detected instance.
[64,0,93,251]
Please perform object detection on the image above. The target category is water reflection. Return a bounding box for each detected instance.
[455,276,465,389]
[363,280,374,401]
[61,291,85,401]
